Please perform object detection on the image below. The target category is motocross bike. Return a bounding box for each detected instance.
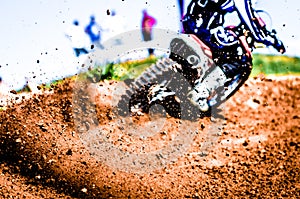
[116,6,282,119]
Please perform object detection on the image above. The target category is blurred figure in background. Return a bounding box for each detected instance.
[85,15,104,49]
[141,9,157,56]
[65,20,89,57]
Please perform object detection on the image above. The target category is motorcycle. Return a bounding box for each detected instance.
[116,3,284,119]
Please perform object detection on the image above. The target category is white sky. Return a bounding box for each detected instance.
[0,0,299,89]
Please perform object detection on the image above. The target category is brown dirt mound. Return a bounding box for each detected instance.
[0,77,299,198]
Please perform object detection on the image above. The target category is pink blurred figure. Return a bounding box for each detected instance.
[141,9,157,56]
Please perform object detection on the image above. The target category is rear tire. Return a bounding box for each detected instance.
[117,58,184,118]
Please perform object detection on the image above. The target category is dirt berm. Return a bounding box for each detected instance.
[0,76,299,198]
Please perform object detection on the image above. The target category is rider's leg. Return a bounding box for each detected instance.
[187,27,252,112]
[168,33,229,112]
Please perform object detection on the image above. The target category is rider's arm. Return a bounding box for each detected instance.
[234,0,285,54]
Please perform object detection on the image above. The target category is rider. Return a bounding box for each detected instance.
[179,0,285,112]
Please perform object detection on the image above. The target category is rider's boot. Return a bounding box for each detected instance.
[188,81,210,112]
[188,66,227,112]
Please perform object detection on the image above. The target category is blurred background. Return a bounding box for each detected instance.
[0,0,299,90]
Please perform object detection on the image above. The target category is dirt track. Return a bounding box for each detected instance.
[0,76,299,198]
